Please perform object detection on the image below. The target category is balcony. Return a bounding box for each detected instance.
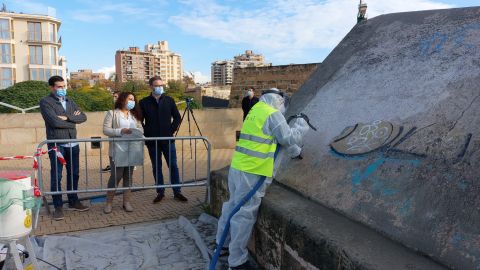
[26,31,62,46]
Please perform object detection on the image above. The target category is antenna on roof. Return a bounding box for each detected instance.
[1,3,7,12]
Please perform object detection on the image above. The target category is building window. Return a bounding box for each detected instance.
[29,46,43,64]
[0,19,10,39]
[30,68,45,81]
[48,23,55,42]
[50,46,56,65]
[28,22,42,41]
[0,68,12,89]
[0,43,11,63]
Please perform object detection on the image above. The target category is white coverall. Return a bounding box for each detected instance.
[215,91,310,267]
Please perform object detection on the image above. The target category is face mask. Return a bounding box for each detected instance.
[56,88,67,97]
[248,91,253,97]
[153,86,164,95]
[126,100,135,110]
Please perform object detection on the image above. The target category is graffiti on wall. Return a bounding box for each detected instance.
[419,23,480,57]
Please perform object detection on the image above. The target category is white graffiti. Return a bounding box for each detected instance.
[345,120,390,153]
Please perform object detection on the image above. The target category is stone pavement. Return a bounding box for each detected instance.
[0,149,234,236]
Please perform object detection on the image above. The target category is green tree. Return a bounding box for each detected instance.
[68,86,114,112]
[0,81,50,113]
[120,80,149,94]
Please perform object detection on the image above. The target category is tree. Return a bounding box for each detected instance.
[0,81,50,113]
[119,80,149,94]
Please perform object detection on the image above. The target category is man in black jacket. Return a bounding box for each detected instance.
[140,76,188,203]
[40,76,89,221]
[241,88,259,120]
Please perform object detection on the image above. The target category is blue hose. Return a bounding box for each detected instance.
[209,148,280,270]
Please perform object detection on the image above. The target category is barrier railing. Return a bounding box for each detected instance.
[34,136,211,228]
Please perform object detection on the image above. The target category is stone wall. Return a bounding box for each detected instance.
[0,108,243,157]
[229,63,318,108]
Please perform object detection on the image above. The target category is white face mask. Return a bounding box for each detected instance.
[248,90,253,97]
[153,86,164,95]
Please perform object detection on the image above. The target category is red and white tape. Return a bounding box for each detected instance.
[0,147,67,197]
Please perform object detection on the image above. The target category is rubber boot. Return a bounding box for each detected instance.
[104,191,115,214]
[123,190,133,212]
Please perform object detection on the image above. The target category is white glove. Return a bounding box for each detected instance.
[292,117,310,137]
[286,144,302,159]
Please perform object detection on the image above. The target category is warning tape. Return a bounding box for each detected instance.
[0,147,66,197]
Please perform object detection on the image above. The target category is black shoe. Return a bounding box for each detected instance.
[230,261,256,270]
[53,207,64,221]
[174,193,188,202]
[66,201,90,212]
[213,246,229,257]
[153,194,164,204]
[101,165,111,173]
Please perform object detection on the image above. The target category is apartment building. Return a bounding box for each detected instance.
[211,50,269,86]
[0,9,66,89]
[70,69,105,85]
[115,41,183,83]
[211,60,234,86]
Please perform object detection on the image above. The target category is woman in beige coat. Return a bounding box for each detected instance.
[102,92,144,213]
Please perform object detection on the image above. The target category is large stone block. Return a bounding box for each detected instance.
[0,128,37,145]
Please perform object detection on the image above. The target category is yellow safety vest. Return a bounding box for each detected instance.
[231,101,277,177]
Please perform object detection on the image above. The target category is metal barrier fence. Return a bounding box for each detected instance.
[34,136,211,227]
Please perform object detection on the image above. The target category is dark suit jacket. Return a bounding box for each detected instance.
[39,93,87,140]
[139,94,181,145]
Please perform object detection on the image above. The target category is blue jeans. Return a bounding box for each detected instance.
[146,140,181,195]
[48,145,80,208]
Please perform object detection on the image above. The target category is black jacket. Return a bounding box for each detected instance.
[39,93,87,140]
[139,94,181,144]
[241,96,259,120]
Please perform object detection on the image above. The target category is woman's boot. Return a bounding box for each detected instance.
[123,190,133,212]
[104,191,115,214]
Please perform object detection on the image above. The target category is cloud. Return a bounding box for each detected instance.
[72,13,113,23]
[170,0,453,64]
[188,71,210,84]
[70,1,154,23]
[97,65,115,79]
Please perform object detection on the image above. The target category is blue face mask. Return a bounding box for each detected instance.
[126,100,135,110]
[153,86,164,96]
[56,88,67,97]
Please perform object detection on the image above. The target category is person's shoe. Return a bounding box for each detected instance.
[101,165,111,173]
[230,261,255,270]
[52,207,64,221]
[153,194,165,204]
[104,203,112,214]
[213,246,229,257]
[123,202,133,212]
[174,193,188,202]
[66,201,90,212]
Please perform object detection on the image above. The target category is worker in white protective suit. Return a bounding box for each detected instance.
[215,88,310,270]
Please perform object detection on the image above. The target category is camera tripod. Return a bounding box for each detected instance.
[175,98,208,158]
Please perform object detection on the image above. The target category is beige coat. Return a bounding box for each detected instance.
[103,109,144,167]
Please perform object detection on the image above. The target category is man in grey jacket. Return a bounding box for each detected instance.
[40,76,89,221]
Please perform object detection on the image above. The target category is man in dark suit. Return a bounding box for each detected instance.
[40,76,89,221]
[139,76,188,203]
[241,88,259,120]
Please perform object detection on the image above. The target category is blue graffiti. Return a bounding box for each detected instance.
[419,23,480,57]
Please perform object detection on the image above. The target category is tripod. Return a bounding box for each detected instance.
[175,98,208,158]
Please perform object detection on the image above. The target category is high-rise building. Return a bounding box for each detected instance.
[211,60,234,85]
[0,8,66,89]
[115,41,183,83]
[211,50,269,86]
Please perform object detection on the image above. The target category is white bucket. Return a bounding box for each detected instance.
[0,171,33,240]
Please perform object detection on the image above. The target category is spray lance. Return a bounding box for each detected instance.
[286,113,318,160]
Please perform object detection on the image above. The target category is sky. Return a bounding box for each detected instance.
[5,0,479,83]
